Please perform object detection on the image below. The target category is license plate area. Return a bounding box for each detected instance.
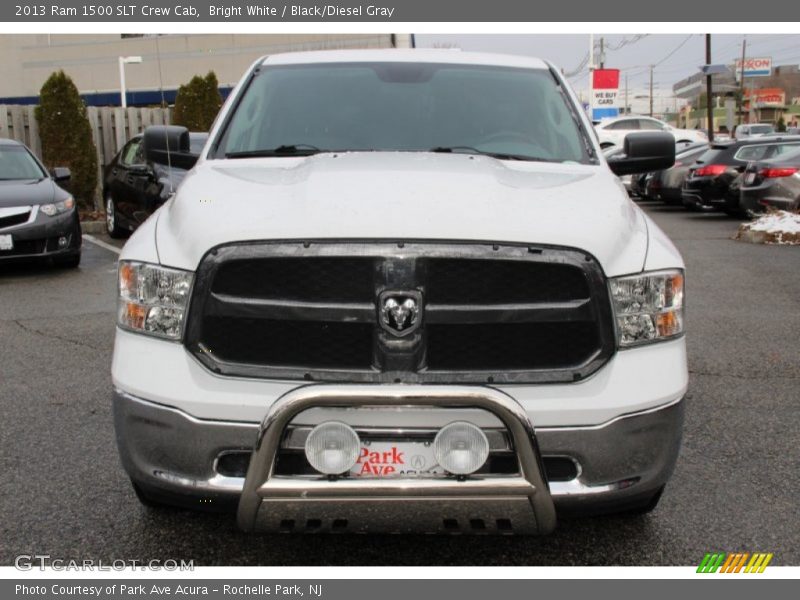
[351,440,444,478]
[0,235,13,251]
[744,172,756,185]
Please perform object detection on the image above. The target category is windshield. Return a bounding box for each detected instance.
[750,125,774,134]
[214,62,592,163]
[0,145,47,180]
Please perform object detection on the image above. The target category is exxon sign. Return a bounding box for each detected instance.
[735,57,772,79]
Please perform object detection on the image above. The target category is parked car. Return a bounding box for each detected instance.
[740,146,800,214]
[647,142,709,205]
[0,138,81,267]
[608,141,691,200]
[602,146,635,195]
[595,116,707,149]
[733,123,775,140]
[112,50,683,534]
[681,136,800,212]
[103,131,207,238]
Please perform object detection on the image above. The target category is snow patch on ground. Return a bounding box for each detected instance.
[736,210,800,245]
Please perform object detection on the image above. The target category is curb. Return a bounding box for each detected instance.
[80,220,106,234]
[735,226,800,245]
[734,228,767,244]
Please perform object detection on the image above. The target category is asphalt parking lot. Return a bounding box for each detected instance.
[1,203,798,566]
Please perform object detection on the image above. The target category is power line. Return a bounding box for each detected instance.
[653,34,694,68]
[564,34,651,78]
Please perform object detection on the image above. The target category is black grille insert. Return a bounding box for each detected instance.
[423,258,589,304]
[201,317,373,370]
[185,242,614,384]
[211,257,374,303]
[426,321,600,371]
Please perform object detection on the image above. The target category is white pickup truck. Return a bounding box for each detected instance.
[112,50,686,534]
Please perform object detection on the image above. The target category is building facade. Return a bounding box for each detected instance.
[0,34,412,106]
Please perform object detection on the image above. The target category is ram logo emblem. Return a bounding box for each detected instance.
[379,291,422,337]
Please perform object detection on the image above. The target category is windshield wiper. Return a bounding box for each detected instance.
[225,144,325,158]
[429,146,556,162]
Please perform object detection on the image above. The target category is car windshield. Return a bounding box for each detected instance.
[214,62,592,163]
[0,145,47,180]
[750,125,774,134]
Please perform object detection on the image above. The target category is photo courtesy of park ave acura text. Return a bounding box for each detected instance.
[0,30,798,568]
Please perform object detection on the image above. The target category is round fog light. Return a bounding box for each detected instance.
[304,421,360,475]
[433,421,490,475]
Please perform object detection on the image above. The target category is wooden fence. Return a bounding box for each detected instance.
[0,105,173,209]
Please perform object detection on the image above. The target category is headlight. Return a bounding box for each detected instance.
[40,197,75,216]
[609,269,684,348]
[117,261,193,340]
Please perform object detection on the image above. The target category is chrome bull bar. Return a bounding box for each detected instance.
[236,385,557,534]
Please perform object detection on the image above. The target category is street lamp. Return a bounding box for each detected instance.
[118,56,142,108]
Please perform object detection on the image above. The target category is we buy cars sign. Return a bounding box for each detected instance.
[592,69,620,120]
[735,57,772,78]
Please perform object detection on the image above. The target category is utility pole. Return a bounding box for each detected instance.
[649,65,654,117]
[589,34,594,120]
[739,37,747,126]
[706,34,714,142]
[624,73,628,115]
[599,37,605,69]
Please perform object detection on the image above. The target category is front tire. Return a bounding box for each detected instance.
[106,195,127,239]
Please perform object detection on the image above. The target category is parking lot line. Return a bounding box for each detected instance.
[83,234,122,255]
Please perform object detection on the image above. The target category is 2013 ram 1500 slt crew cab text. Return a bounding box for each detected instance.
[112,50,684,534]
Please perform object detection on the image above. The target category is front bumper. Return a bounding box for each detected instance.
[113,385,684,532]
[0,208,81,261]
[740,183,798,214]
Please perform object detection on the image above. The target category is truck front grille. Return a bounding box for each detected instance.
[184,241,615,384]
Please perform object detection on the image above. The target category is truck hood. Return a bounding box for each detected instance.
[154,152,649,276]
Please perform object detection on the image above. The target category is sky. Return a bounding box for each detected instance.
[414,34,800,114]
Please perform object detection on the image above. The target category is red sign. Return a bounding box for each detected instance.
[592,68,620,90]
[747,88,785,107]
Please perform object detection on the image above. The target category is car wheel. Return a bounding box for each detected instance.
[106,195,127,239]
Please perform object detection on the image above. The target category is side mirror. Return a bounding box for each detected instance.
[607,132,676,176]
[143,126,198,170]
[51,167,71,183]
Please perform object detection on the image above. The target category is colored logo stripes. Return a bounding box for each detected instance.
[697,552,774,573]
